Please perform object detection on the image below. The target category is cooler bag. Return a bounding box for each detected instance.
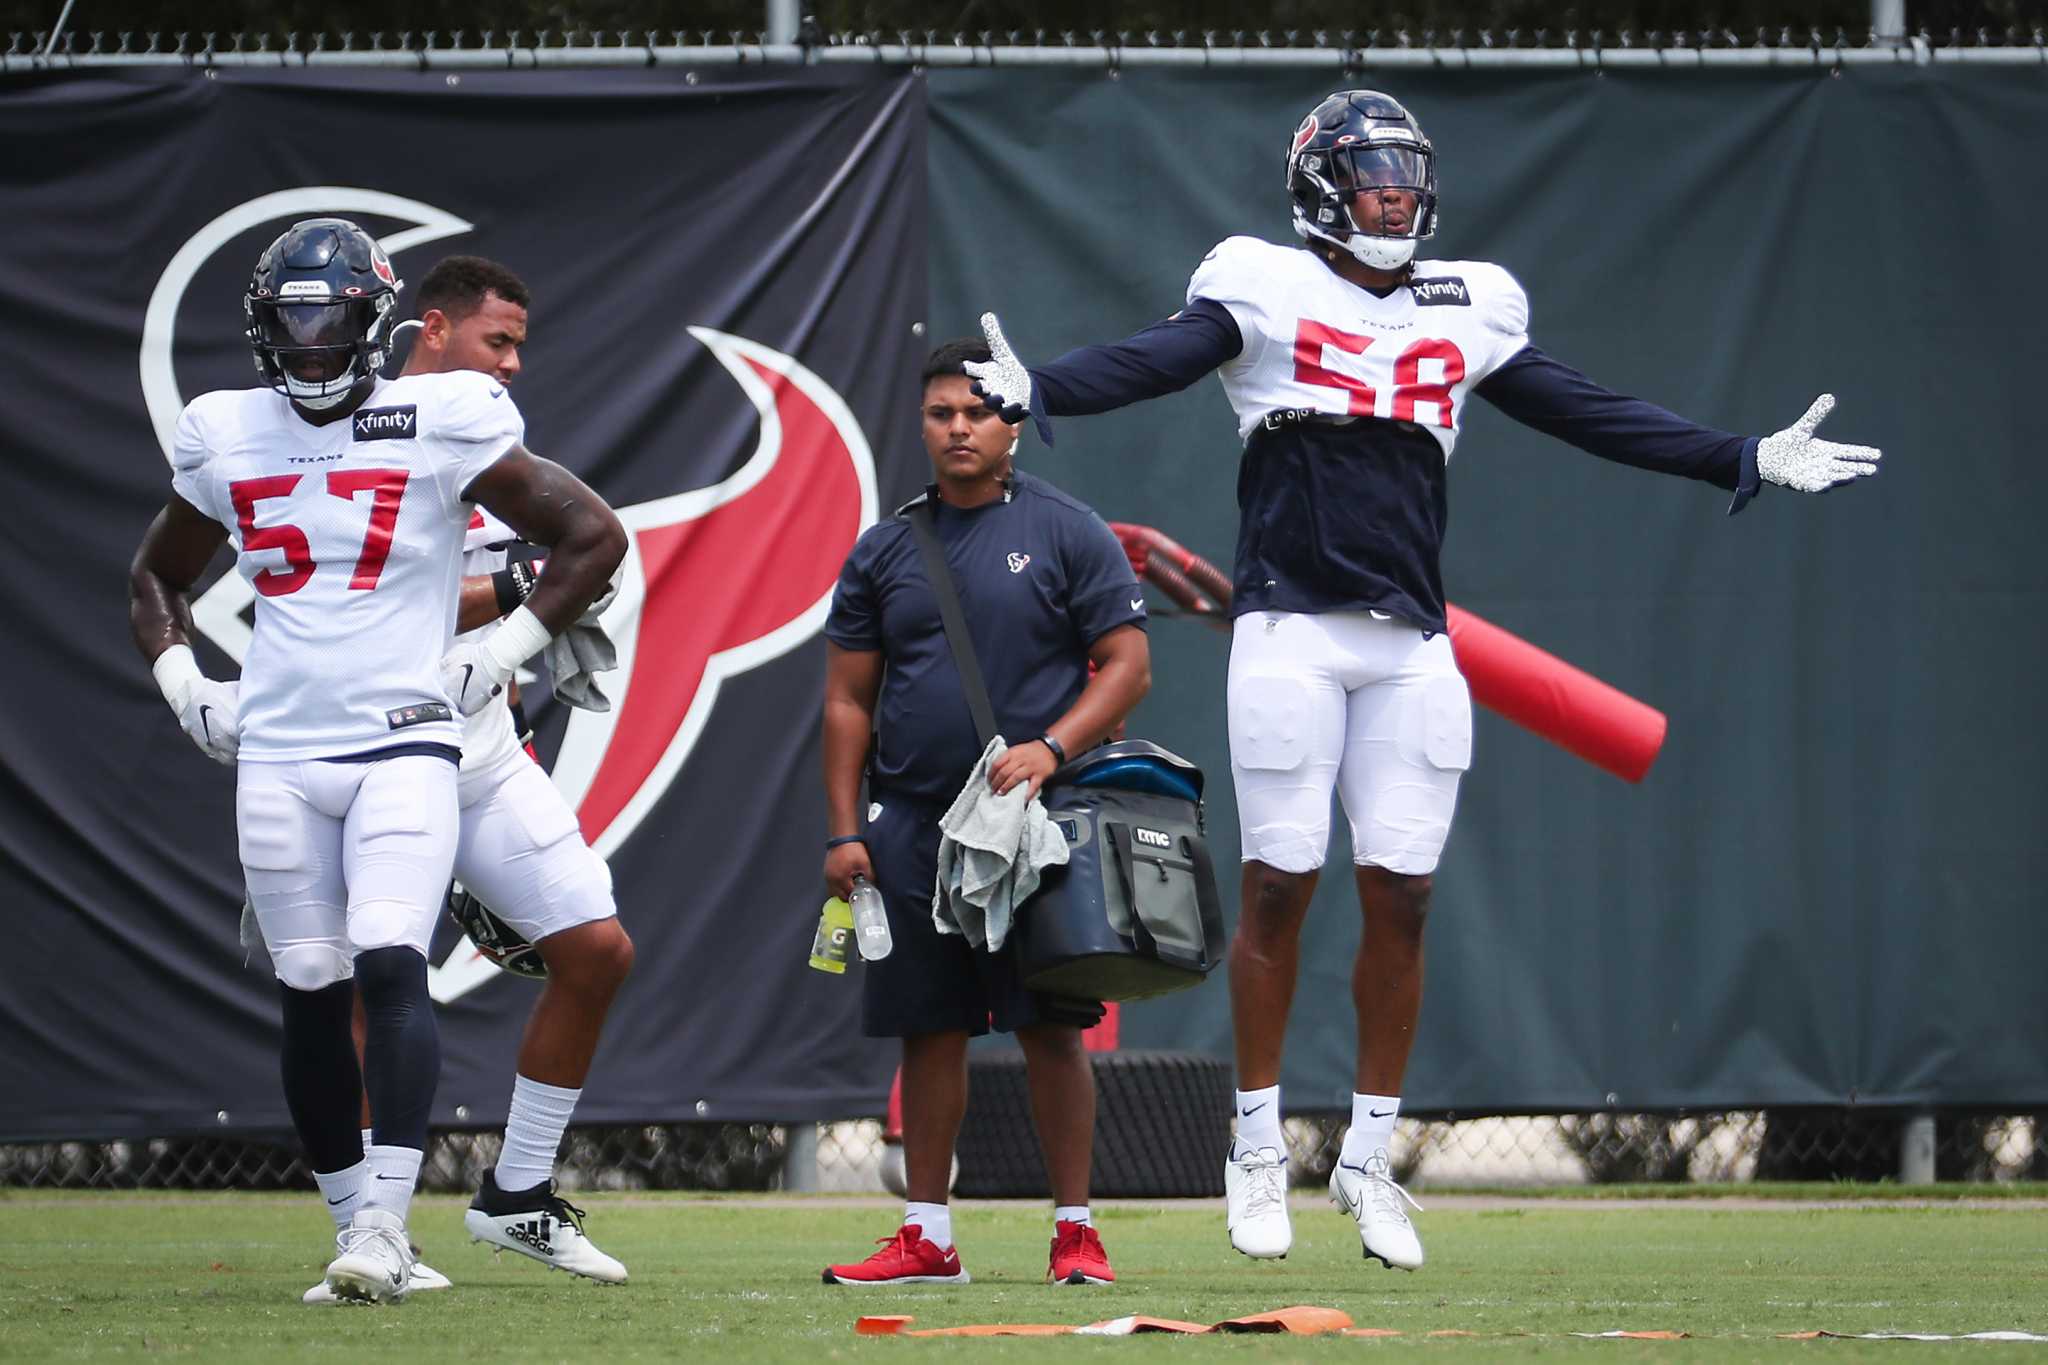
[1014,740,1227,1002]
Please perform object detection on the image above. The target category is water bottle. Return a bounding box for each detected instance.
[850,876,893,961]
[808,896,854,975]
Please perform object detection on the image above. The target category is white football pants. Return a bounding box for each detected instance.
[1228,610,1472,876]
[238,753,460,990]
[453,745,615,945]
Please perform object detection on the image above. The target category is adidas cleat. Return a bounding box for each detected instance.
[465,1173,627,1283]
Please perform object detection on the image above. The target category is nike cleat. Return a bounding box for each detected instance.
[823,1224,970,1286]
[304,1255,450,1305]
[1224,1146,1293,1259]
[465,1173,627,1283]
[321,1208,414,1304]
[1330,1147,1424,1270]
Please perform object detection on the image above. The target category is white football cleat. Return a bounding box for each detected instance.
[304,1254,450,1305]
[466,1173,627,1284]
[1224,1145,1292,1259]
[1330,1147,1424,1270]
[321,1208,415,1304]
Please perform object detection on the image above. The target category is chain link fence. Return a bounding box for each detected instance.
[7,1110,2042,1192]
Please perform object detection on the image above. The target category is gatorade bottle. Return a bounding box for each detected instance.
[808,895,855,974]
[850,876,893,961]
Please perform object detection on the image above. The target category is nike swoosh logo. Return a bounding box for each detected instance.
[1130,598,1144,611]
[489,386,505,399]
[1369,1108,1395,1118]
[1238,1102,1269,1117]
[326,1195,349,1206]
[198,704,215,745]
[459,664,474,698]
[374,1173,410,1181]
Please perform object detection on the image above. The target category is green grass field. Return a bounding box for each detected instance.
[4,1190,2047,1360]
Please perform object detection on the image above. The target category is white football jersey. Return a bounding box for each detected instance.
[455,507,527,781]
[171,371,523,761]
[1187,236,1530,449]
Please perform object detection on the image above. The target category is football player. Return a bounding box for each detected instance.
[964,91,1881,1272]
[129,219,626,1304]
[400,255,635,1286]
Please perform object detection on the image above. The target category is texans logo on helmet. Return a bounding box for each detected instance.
[1291,113,1319,153]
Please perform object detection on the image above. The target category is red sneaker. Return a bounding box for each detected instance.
[823,1224,970,1286]
[1048,1220,1115,1285]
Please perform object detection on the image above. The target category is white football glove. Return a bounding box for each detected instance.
[1757,394,1882,493]
[962,312,1033,424]
[440,603,553,717]
[152,646,240,765]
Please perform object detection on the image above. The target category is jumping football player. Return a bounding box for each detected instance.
[130,219,625,1304]
[964,90,1881,1271]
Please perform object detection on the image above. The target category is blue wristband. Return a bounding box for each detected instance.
[825,834,868,850]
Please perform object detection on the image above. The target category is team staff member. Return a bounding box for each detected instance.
[819,339,1150,1287]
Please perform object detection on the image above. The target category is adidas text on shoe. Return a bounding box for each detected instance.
[1048,1220,1115,1286]
[322,1208,414,1305]
[1225,1145,1292,1259]
[823,1224,970,1286]
[465,1173,627,1283]
[1329,1147,1424,1270]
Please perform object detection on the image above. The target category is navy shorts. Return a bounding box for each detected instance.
[860,791,1094,1039]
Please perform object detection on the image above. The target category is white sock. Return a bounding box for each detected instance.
[360,1144,423,1221]
[495,1074,581,1193]
[314,1158,368,1231]
[360,1126,374,1152]
[1054,1205,1091,1227]
[1231,1085,1284,1158]
[904,1201,952,1250]
[1340,1093,1401,1166]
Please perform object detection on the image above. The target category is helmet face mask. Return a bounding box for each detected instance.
[1287,91,1439,272]
[243,218,402,409]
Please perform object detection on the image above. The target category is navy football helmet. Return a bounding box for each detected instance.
[1286,90,1438,271]
[243,217,402,409]
[448,884,547,979]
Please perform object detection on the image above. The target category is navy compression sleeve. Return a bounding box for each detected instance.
[1475,345,1763,514]
[1028,299,1244,424]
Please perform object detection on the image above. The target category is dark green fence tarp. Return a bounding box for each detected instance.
[929,66,2048,1111]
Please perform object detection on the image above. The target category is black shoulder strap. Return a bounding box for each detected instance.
[905,501,998,751]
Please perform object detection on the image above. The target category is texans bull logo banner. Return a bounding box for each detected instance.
[0,68,924,1138]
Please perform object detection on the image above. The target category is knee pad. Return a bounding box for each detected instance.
[1242,828,1328,875]
[272,941,354,992]
[347,899,432,954]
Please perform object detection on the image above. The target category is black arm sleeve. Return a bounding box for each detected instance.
[1475,344,1763,515]
[1029,298,1244,418]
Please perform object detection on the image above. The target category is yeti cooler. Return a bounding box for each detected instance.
[1015,740,1226,1002]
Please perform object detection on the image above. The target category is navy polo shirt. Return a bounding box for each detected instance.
[826,469,1147,805]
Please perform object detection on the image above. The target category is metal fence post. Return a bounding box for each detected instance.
[782,1122,820,1192]
[1899,1113,1936,1184]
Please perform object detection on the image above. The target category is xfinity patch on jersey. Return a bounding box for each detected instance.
[353,405,419,442]
[1411,277,1471,307]
[386,702,453,730]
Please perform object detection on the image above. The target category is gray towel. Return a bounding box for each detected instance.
[544,576,621,713]
[932,736,1070,952]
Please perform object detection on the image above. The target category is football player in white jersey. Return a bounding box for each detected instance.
[128,219,626,1304]
[964,90,1881,1272]
[401,256,634,1285]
